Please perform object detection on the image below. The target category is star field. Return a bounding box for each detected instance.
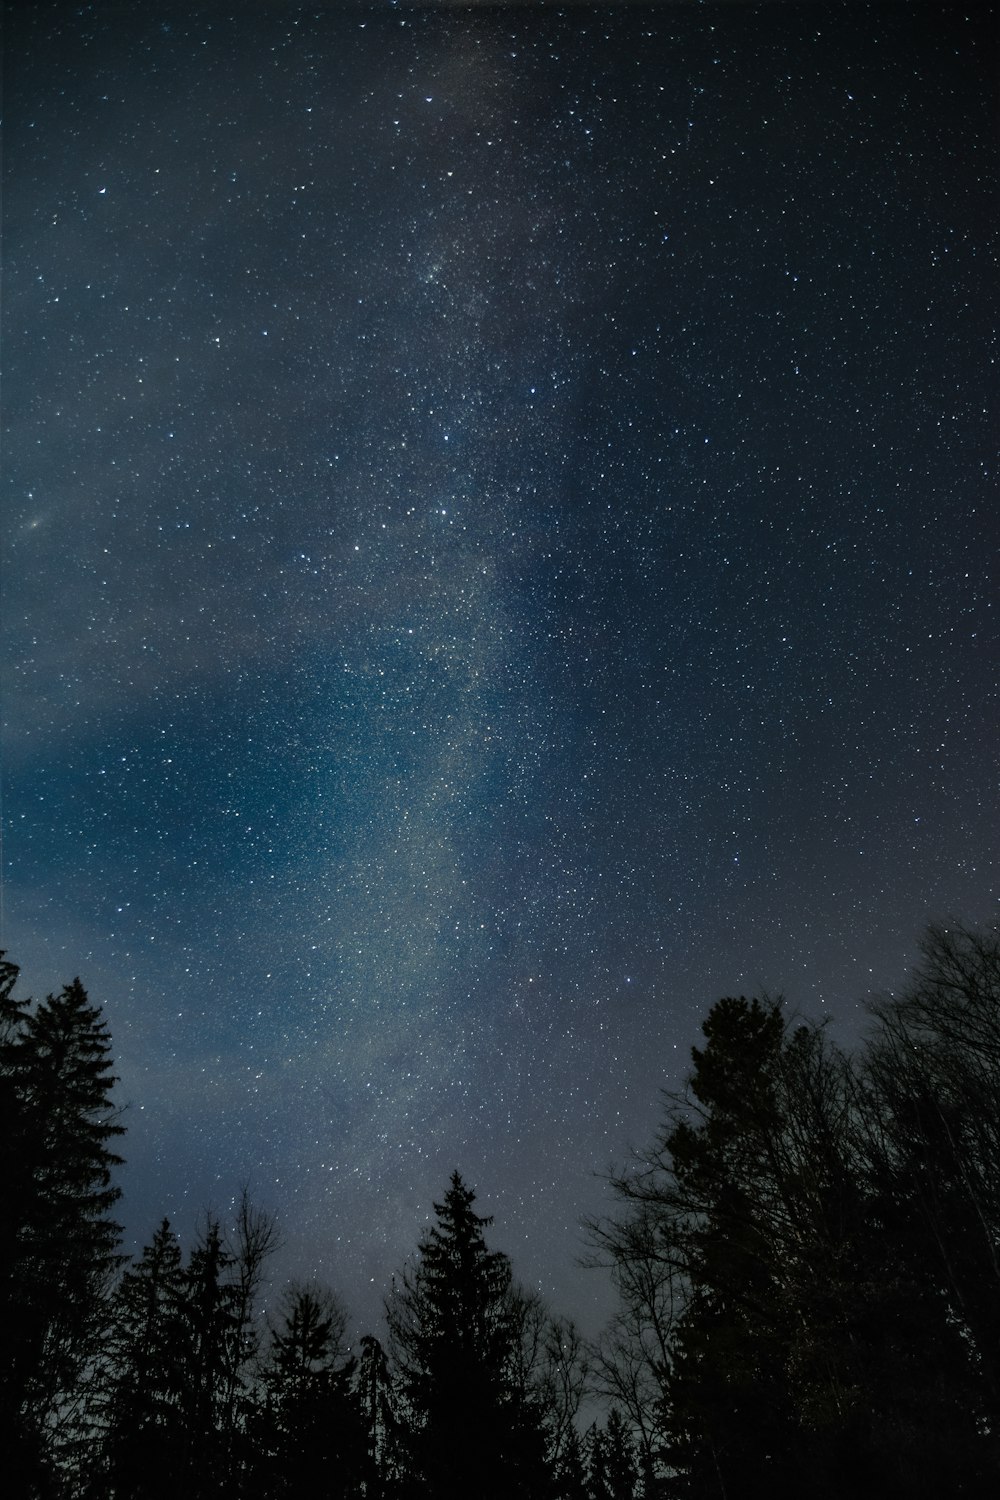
[3,2,996,1334]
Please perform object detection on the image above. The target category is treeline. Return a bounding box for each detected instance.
[590,922,1000,1496]
[0,951,590,1500]
[1,924,999,1498]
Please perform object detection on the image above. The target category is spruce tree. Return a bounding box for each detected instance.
[602,1409,638,1500]
[355,1334,401,1498]
[249,1283,364,1499]
[95,1200,278,1500]
[95,1219,188,1500]
[551,1423,588,1500]
[0,966,124,1497]
[178,1216,242,1494]
[592,948,1000,1499]
[386,1171,549,1499]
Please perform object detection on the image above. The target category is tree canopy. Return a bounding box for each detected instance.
[4,922,1000,1498]
[590,923,1000,1496]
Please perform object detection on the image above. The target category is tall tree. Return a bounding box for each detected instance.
[592,947,1000,1498]
[176,1214,240,1493]
[386,1171,550,1500]
[0,966,124,1497]
[355,1334,402,1499]
[586,1408,638,1500]
[551,1423,588,1500]
[93,1219,189,1500]
[0,953,40,1494]
[93,1197,279,1500]
[860,922,1000,1487]
[248,1281,364,1499]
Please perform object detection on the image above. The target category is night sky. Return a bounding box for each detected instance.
[3,1,996,1338]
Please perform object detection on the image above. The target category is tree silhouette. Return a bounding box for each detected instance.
[586,1408,638,1500]
[92,1198,280,1500]
[551,1422,588,1500]
[248,1281,365,1498]
[94,1219,188,1500]
[0,964,124,1497]
[591,933,1000,1498]
[356,1334,402,1499]
[5,926,998,1496]
[386,1171,550,1499]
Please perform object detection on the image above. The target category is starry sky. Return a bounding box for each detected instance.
[3,1,996,1337]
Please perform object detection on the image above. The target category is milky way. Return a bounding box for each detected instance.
[3,2,995,1333]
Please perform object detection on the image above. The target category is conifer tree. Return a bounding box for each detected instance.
[0,954,39,1493]
[551,1423,588,1500]
[583,1421,608,1500]
[601,1409,638,1500]
[94,1219,188,1500]
[249,1282,364,1499]
[386,1171,549,1499]
[355,1334,401,1498]
[0,965,124,1497]
[591,942,1000,1498]
[94,1199,278,1500]
[177,1215,243,1495]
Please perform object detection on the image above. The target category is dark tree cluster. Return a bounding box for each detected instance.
[0,956,124,1494]
[3,923,999,1498]
[590,922,1000,1497]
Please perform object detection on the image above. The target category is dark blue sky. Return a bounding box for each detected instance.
[3,1,996,1337]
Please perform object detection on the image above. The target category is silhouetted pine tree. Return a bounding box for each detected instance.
[0,963,124,1498]
[583,1422,606,1499]
[245,1281,364,1498]
[603,1409,639,1499]
[178,1215,248,1496]
[551,1424,588,1500]
[386,1171,550,1500]
[663,997,817,1498]
[356,1334,402,1498]
[92,1219,188,1500]
[90,1197,278,1500]
[0,953,39,1494]
[591,934,1000,1499]
[585,1411,639,1500]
